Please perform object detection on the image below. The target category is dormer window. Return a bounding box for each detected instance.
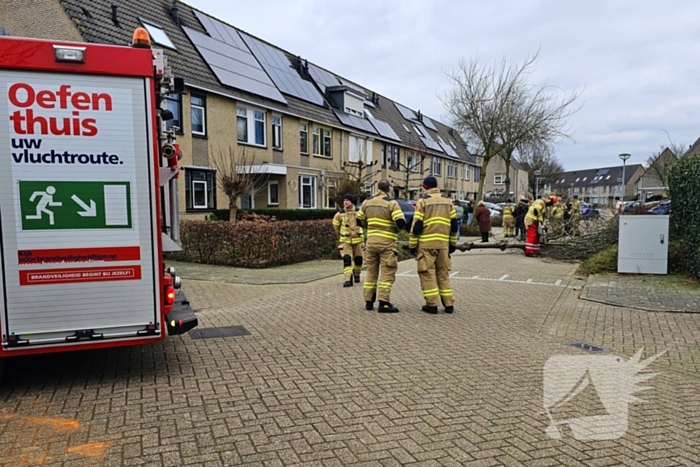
[141,20,176,50]
[326,85,365,116]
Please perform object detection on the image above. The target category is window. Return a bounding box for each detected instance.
[190,92,206,136]
[237,106,266,146]
[381,143,386,168]
[364,108,374,119]
[325,178,337,208]
[300,123,308,154]
[583,177,587,181]
[388,145,399,170]
[575,177,580,182]
[474,167,481,182]
[299,175,317,208]
[447,161,456,178]
[164,93,181,131]
[403,124,411,133]
[141,21,176,49]
[432,157,442,176]
[241,193,253,209]
[463,165,470,181]
[494,173,505,185]
[408,152,420,173]
[185,168,216,211]
[272,115,282,149]
[362,184,373,199]
[312,125,331,157]
[268,181,279,206]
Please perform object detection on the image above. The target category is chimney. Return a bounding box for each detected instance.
[171,1,180,24]
[417,110,423,122]
[111,4,120,27]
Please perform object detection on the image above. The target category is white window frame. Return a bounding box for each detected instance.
[408,152,420,173]
[299,123,308,154]
[494,173,505,185]
[237,105,266,147]
[364,108,374,119]
[268,180,279,206]
[413,125,425,137]
[463,165,470,181]
[190,93,206,136]
[432,157,442,176]
[141,20,177,50]
[388,145,399,170]
[272,114,282,150]
[192,181,208,208]
[403,124,411,133]
[299,175,317,209]
[325,177,337,209]
[312,125,331,158]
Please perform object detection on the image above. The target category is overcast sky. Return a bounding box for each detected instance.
[189,0,700,171]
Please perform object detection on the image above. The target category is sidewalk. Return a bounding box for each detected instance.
[167,259,339,285]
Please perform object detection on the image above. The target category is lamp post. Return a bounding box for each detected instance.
[534,170,542,200]
[619,153,631,201]
[570,182,575,198]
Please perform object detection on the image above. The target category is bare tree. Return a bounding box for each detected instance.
[518,141,564,196]
[330,158,380,207]
[441,51,581,205]
[388,145,430,199]
[645,132,683,189]
[210,146,270,223]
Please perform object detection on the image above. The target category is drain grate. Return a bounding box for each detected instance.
[565,341,610,353]
[189,326,251,340]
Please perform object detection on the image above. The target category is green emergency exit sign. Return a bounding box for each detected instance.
[19,181,132,230]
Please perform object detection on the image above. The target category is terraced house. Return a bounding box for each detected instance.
[1,0,482,216]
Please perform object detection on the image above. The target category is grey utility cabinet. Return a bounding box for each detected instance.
[617,215,669,274]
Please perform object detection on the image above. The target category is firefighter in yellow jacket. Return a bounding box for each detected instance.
[409,176,458,314]
[502,199,515,237]
[357,180,406,313]
[333,194,364,287]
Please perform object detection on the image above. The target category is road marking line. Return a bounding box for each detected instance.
[472,275,480,279]
[555,279,563,286]
[397,270,413,276]
[526,278,533,283]
[398,274,569,288]
[450,271,460,277]
[499,274,509,281]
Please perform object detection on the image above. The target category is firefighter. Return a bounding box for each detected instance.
[514,197,529,241]
[570,194,582,236]
[550,199,566,237]
[524,195,557,257]
[357,180,406,313]
[501,199,515,237]
[409,176,458,314]
[333,193,364,287]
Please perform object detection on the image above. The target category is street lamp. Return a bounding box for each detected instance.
[534,170,542,199]
[570,182,575,198]
[619,153,631,200]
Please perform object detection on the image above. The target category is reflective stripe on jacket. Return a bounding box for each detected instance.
[525,199,546,228]
[409,188,457,249]
[502,204,514,218]
[333,206,363,244]
[357,193,404,246]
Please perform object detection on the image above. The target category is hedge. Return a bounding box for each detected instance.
[213,208,336,222]
[668,154,700,279]
[172,219,337,268]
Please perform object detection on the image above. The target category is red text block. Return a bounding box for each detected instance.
[20,265,141,286]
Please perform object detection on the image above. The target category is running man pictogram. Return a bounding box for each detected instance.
[25,186,62,225]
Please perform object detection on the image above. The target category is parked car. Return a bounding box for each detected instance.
[483,202,502,217]
[624,200,644,212]
[580,202,600,219]
[649,201,671,215]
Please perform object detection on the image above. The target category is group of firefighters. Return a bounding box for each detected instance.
[500,195,583,256]
[332,176,585,313]
[332,176,457,315]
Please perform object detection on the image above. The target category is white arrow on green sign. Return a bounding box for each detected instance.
[20,181,132,230]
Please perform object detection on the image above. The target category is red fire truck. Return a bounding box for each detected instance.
[0,29,197,366]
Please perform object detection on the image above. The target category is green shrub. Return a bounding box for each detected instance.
[171,219,337,268]
[578,246,619,275]
[669,155,700,279]
[213,208,336,222]
[491,215,503,228]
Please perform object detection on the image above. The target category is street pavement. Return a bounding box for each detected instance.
[1,248,699,466]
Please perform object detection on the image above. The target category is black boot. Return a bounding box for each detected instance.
[343,280,353,287]
[444,306,454,314]
[422,305,438,314]
[354,274,361,284]
[378,301,399,313]
[366,292,376,310]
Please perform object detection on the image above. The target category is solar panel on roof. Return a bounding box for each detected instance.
[333,110,377,135]
[193,10,247,50]
[240,33,325,106]
[438,142,459,159]
[394,102,417,121]
[308,64,340,93]
[368,118,400,141]
[421,117,438,132]
[183,25,287,104]
[416,123,443,153]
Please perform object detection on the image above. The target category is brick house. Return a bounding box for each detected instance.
[1,0,482,217]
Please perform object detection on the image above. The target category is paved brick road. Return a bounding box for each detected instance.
[1,249,699,466]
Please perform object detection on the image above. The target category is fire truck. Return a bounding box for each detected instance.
[0,29,198,368]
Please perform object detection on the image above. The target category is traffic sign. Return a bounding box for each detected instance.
[20,181,132,230]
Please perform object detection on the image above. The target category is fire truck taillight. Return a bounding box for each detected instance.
[53,46,86,63]
[132,27,152,49]
[164,285,175,306]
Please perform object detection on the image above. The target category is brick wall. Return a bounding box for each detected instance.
[0,0,83,42]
